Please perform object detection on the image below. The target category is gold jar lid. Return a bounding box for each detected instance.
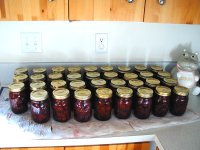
[157,71,171,79]
[111,79,126,88]
[13,74,28,83]
[53,88,70,99]
[146,78,160,87]
[91,79,106,88]
[150,65,163,73]
[67,66,81,73]
[163,78,178,86]
[51,80,66,89]
[8,82,25,92]
[30,89,48,101]
[155,86,171,96]
[100,65,113,72]
[129,79,144,88]
[137,87,153,98]
[30,81,46,91]
[74,89,91,100]
[134,64,147,72]
[48,73,63,80]
[124,73,138,81]
[70,80,86,90]
[117,87,133,98]
[30,74,45,82]
[86,72,100,79]
[117,65,131,73]
[96,88,112,99]
[103,71,118,80]
[67,73,82,81]
[32,67,46,74]
[173,86,189,96]
[139,71,153,79]
[52,66,65,73]
[84,65,98,72]
[15,67,28,75]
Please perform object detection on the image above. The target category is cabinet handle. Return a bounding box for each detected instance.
[48,0,54,2]
[128,0,134,3]
[159,0,165,5]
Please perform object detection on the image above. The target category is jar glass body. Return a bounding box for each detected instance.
[31,99,50,123]
[52,97,71,122]
[9,90,28,114]
[74,98,92,122]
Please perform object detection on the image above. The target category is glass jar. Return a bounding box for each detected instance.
[162,78,178,91]
[117,65,131,78]
[52,88,71,122]
[30,81,46,91]
[30,73,45,83]
[134,87,153,119]
[15,67,28,75]
[103,71,118,87]
[134,64,147,75]
[145,78,160,90]
[67,66,81,74]
[115,87,133,119]
[100,65,113,77]
[94,88,112,121]
[74,89,92,122]
[52,66,65,77]
[149,65,163,74]
[123,72,138,83]
[156,71,171,81]
[30,89,50,123]
[139,71,154,82]
[85,71,100,88]
[153,86,171,117]
[8,82,28,114]
[170,86,189,116]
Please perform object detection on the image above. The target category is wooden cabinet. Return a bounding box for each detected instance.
[144,0,200,24]
[0,0,68,21]
[69,0,145,21]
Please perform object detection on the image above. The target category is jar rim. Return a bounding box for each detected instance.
[8,82,25,92]
[70,80,85,90]
[103,71,118,79]
[74,89,91,100]
[15,67,28,75]
[13,73,28,82]
[52,66,65,73]
[155,86,171,96]
[173,86,189,96]
[128,79,144,88]
[100,65,113,72]
[53,88,70,99]
[137,87,153,98]
[32,67,46,73]
[31,89,48,101]
[96,88,112,99]
[84,65,97,72]
[116,87,133,98]
[110,79,126,88]
[30,81,46,91]
[51,80,66,89]
[48,72,63,80]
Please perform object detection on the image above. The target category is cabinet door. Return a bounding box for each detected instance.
[144,0,200,24]
[69,0,145,21]
[0,0,68,21]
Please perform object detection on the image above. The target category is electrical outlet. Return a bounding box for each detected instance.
[95,33,108,53]
[21,32,42,53]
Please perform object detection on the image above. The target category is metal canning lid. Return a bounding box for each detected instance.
[74,89,91,100]
[67,73,82,81]
[150,65,163,73]
[70,80,86,90]
[53,88,70,99]
[32,67,46,74]
[156,86,171,96]
[30,81,46,91]
[31,89,48,101]
[117,65,131,73]
[8,82,25,92]
[139,71,153,78]
[67,66,81,73]
[48,73,63,80]
[52,66,65,73]
[157,71,171,78]
[129,79,144,88]
[111,79,126,88]
[137,87,153,98]
[13,74,28,83]
[104,71,118,79]
[134,64,147,71]
[124,72,138,81]
[15,67,28,75]
[146,78,160,87]
[96,88,112,99]
[100,65,113,72]
[117,87,133,98]
[51,80,66,89]
[173,86,189,96]
[86,72,100,79]
[84,65,97,72]
[91,79,106,88]
[30,74,45,82]
[163,78,178,86]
